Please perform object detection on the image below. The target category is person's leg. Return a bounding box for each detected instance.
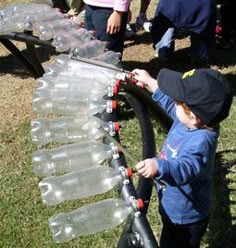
[52,0,69,13]
[84,4,95,31]
[190,17,215,65]
[139,0,150,15]
[136,0,152,32]
[160,218,209,248]
[151,14,174,60]
[68,0,84,16]
[155,27,175,60]
[85,5,128,56]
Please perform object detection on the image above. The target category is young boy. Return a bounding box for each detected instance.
[132,68,233,248]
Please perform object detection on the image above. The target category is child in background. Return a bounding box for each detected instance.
[83,0,131,56]
[125,0,152,39]
[132,67,232,248]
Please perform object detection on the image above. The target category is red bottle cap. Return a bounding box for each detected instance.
[111,100,117,110]
[112,86,118,95]
[126,167,132,178]
[115,79,120,87]
[113,122,119,132]
[136,199,144,209]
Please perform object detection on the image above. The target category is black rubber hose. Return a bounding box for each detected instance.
[117,91,156,212]
[120,84,173,132]
[116,91,159,247]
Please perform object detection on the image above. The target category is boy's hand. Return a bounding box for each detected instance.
[135,158,158,178]
[107,10,122,34]
[132,69,158,93]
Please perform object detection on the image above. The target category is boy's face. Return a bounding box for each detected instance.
[175,103,198,129]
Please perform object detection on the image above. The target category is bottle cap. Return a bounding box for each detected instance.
[106,100,116,113]
[136,199,144,209]
[111,100,117,110]
[126,167,132,178]
[112,86,118,95]
[115,79,120,87]
[113,122,119,132]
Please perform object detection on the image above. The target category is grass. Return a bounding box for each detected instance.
[0,0,236,247]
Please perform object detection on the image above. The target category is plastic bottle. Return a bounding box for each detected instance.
[52,28,92,52]
[92,50,121,66]
[44,63,124,84]
[0,6,64,33]
[31,116,119,145]
[36,73,117,91]
[48,197,144,242]
[32,141,120,176]
[23,9,65,31]
[33,86,117,112]
[38,18,79,40]
[32,90,117,115]
[39,166,132,205]
[0,3,53,20]
[36,74,118,90]
[52,54,127,80]
[0,22,24,35]
[70,40,106,58]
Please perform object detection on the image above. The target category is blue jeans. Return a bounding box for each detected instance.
[84,4,128,56]
[155,28,175,60]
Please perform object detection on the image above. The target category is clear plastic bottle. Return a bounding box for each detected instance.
[53,54,127,80]
[48,197,144,242]
[92,50,121,66]
[23,9,65,31]
[32,91,117,115]
[32,141,119,176]
[0,3,53,20]
[33,86,117,109]
[44,63,124,84]
[38,18,79,40]
[70,40,106,58]
[52,28,92,52]
[39,166,132,205]
[0,22,24,35]
[36,73,117,92]
[31,116,119,145]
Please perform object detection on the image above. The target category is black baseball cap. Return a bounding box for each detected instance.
[158,68,233,126]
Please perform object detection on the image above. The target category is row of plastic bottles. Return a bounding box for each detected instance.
[33,56,121,115]
[0,2,121,64]
[30,54,143,243]
[0,3,65,34]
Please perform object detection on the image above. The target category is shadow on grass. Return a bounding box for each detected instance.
[207,150,236,248]
[0,45,56,78]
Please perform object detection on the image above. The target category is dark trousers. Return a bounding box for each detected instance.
[160,217,209,248]
[151,13,215,62]
[84,4,128,56]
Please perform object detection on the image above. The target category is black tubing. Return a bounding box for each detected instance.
[120,84,173,132]
[115,92,159,247]
[118,92,156,212]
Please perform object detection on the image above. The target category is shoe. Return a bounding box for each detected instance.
[125,24,136,40]
[135,14,152,32]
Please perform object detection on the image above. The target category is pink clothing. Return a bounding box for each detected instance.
[83,0,130,12]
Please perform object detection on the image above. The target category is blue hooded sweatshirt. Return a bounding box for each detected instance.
[156,0,216,33]
[152,89,219,224]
